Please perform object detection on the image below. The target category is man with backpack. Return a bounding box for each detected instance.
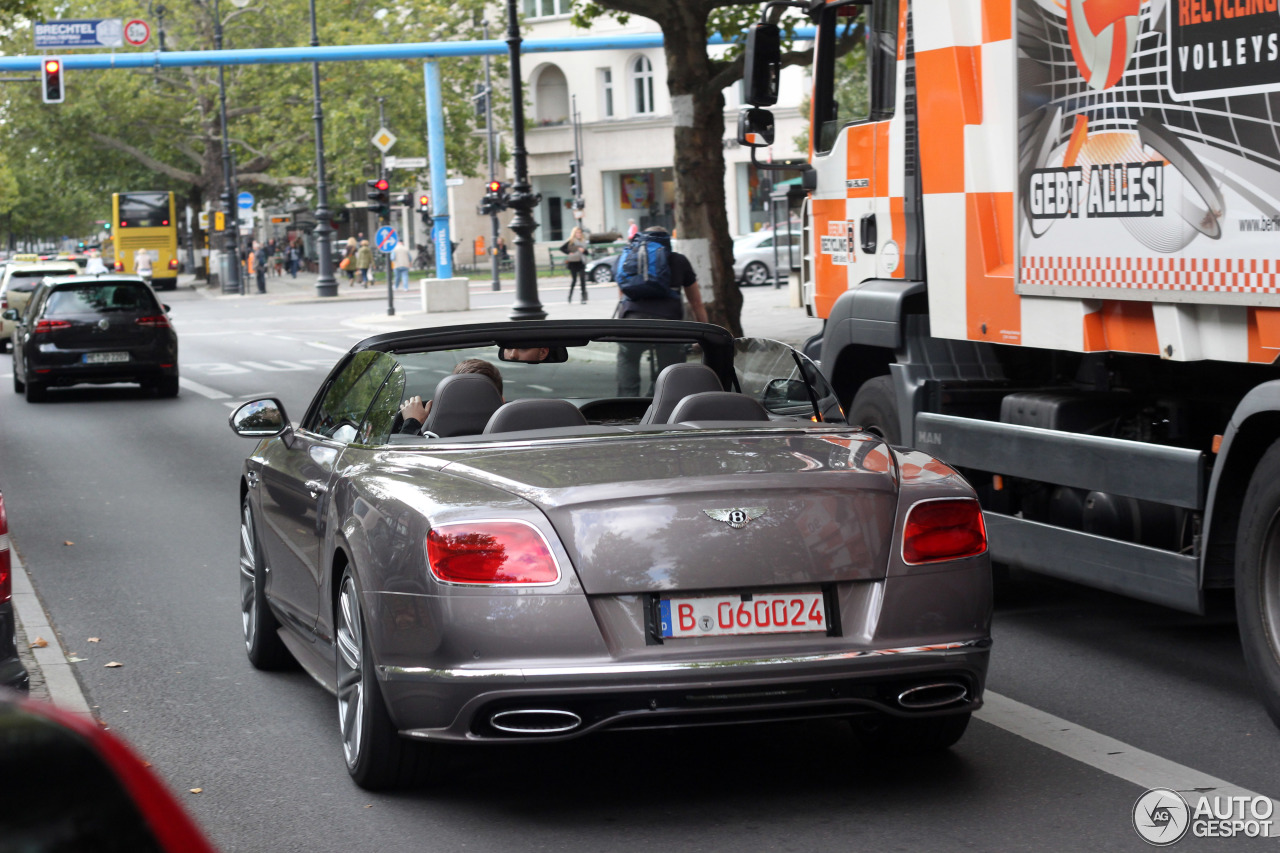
[614,225,708,397]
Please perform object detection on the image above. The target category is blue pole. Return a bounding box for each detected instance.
[424,61,452,281]
[0,29,816,71]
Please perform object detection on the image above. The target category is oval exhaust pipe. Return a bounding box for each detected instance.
[896,682,968,709]
[490,709,582,735]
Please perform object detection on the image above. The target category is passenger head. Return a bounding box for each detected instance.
[454,358,503,396]
[644,225,668,235]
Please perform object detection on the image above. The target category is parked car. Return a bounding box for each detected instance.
[5,275,178,402]
[0,690,219,851]
[229,319,992,790]
[0,261,79,350]
[734,229,803,286]
[585,249,624,284]
[0,491,29,693]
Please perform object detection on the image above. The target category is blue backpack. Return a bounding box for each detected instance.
[616,231,677,300]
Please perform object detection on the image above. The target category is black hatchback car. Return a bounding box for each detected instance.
[4,275,178,402]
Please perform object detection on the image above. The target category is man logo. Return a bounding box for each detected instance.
[1132,788,1190,846]
[703,508,767,529]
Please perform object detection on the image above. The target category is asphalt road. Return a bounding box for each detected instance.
[2,280,1278,852]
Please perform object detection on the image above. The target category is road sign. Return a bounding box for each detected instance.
[375,226,398,254]
[371,127,397,154]
[445,177,465,187]
[123,19,149,47]
[237,191,254,210]
[385,156,427,170]
[34,19,122,49]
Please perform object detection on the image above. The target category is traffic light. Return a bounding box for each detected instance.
[568,158,581,199]
[42,58,64,104]
[477,180,509,216]
[366,178,390,218]
[417,194,433,228]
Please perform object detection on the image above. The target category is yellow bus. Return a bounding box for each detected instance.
[111,191,179,290]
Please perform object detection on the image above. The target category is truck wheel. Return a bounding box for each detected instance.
[848,376,901,444]
[1236,440,1280,729]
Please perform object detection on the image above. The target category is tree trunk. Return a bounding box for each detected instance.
[661,8,743,336]
[187,184,207,280]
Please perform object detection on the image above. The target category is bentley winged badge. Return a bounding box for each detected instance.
[703,507,767,529]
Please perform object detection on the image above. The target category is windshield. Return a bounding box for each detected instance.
[117,193,171,228]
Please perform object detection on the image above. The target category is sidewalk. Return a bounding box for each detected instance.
[191,269,822,347]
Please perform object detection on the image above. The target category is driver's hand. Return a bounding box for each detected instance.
[400,396,430,423]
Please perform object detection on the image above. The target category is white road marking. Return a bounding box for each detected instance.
[527,384,554,392]
[239,360,310,372]
[306,341,351,354]
[979,691,1277,803]
[178,377,231,399]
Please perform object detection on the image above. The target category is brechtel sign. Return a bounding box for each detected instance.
[34,19,124,50]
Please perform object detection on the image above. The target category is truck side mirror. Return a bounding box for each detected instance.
[742,22,781,107]
[737,108,776,148]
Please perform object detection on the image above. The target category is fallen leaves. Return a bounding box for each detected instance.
[87,637,100,643]
[63,541,74,546]
[189,788,203,794]
[104,661,122,668]
[29,637,47,649]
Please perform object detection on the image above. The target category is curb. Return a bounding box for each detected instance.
[10,545,93,716]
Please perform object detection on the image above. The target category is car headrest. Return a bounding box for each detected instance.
[667,392,771,424]
[639,362,722,424]
[483,398,588,434]
[421,374,504,437]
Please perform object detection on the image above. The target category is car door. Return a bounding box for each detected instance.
[257,351,398,632]
[734,337,844,423]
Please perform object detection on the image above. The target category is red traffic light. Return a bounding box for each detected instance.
[487,181,502,193]
[374,179,389,192]
[44,59,60,73]
[418,195,429,207]
[42,57,64,104]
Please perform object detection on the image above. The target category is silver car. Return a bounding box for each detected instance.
[230,320,991,790]
[734,230,803,286]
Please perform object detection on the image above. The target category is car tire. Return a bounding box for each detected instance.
[742,261,770,287]
[850,711,971,755]
[24,380,46,403]
[337,568,434,790]
[239,499,292,670]
[12,368,23,394]
[847,376,901,444]
[590,264,614,284]
[1235,439,1280,729]
[156,376,180,398]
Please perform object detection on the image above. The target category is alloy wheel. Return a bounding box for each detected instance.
[336,575,365,768]
[239,503,258,652]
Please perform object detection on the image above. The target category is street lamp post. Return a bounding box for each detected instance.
[482,20,500,292]
[309,0,337,297]
[213,0,241,294]
[504,0,545,321]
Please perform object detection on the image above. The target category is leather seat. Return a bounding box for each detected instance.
[484,399,588,434]
[666,391,770,423]
[420,374,504,437]
[639,363,722,424]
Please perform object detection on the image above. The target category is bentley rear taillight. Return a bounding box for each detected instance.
[902,498,987,565]
[427,521,560,585]
[0,493,10,603]
[33,319,71,334]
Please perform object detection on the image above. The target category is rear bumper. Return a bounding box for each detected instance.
[380,638,989,743]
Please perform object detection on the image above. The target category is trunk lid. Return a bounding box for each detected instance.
[441,430,898,594]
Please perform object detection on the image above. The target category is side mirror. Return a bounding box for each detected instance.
[229,397,290,437]
[1,309,18,322]
[742,22,781,107]
[737,108,775,148]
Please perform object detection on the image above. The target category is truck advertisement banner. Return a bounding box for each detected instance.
[1017,0,1280,305]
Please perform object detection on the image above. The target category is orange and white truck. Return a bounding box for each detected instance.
[740,0,1280,726]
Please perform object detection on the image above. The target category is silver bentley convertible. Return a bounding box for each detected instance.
[230,319,992,790]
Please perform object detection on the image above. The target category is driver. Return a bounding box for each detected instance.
[502,346,550,363]
[398,358,503,434]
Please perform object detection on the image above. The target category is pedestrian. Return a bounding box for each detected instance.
[562,226,589,303]
[287,240,300,278]
[342,237,357,285]
[133,247,153,284]
[254,241,268,293]
[613,226,708,397]
[355,239,373,288]
[392,240,412,291]
[626,218,639,239]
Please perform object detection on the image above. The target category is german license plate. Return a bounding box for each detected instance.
[84,352,129,364]
[659,591,827,639]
